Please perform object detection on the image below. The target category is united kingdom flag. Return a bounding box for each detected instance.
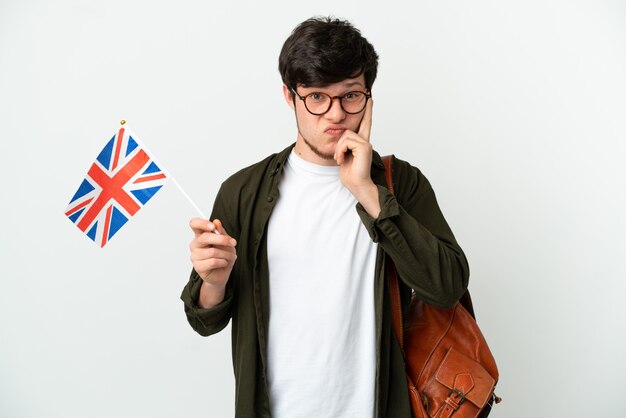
[65,126,168,247]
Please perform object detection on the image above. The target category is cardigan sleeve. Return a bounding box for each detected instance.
[180,269,233,336]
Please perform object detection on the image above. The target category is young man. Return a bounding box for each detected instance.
[181,17,469,418]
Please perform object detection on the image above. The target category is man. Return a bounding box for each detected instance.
[181,17,469,417]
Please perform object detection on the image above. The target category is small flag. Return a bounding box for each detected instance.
[65,125,168,247]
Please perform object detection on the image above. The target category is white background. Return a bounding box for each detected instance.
[1,0,625,417]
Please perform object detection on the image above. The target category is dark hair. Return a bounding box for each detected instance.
[278,17,379,96]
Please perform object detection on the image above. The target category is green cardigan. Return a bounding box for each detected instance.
[181,144,469,417]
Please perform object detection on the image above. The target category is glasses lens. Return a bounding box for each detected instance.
[302,91,368,115]
[341,92,367,114]
[304,93,331,115]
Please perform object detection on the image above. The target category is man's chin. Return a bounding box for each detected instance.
[303,138,336,161]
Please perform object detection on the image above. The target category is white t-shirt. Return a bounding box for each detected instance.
[266,150,378,418]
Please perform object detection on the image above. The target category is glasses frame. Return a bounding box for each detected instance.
[292,89,372,116]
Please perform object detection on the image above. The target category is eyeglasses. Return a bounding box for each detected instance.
[292,89,371,115]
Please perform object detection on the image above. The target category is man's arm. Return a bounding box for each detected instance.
[335,96,469,307]
[334,98,468,307]
[357,162,469,308]
[180,187,238,336]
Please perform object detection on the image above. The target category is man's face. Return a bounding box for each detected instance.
[283,75,369,166]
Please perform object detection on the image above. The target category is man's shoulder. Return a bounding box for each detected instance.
[221,143,294,189]
[376,152,427,180]
[376,152,432,199]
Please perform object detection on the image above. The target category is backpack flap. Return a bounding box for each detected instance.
[435,347,496,409]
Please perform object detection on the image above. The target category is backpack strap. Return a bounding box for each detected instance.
[381,155,405,348]
[380,154,476,340]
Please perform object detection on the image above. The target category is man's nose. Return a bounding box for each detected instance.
[324,97,346,121]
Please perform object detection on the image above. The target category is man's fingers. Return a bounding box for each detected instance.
[191,247,237,263]
[193,258,230,272]
[191,231,237,249]
[335,132,357,163]
[190,218,235,242]
[334,99,373,164]
[335,134,371,165]
[213,219,228,236]
[189,217,215,237]
[357,98,373,142]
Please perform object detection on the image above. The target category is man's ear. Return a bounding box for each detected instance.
[283,84,295,110]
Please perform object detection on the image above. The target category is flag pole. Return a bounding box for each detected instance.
[169,176,208,219]
[120,120,208,220]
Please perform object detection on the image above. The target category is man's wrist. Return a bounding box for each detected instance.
[351,182,381,219]
[198,280,226,309]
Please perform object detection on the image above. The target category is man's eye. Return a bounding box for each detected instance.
[343,92,361,101]
[308,93,325,101]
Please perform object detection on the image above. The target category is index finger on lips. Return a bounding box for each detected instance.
[358,98,373,142]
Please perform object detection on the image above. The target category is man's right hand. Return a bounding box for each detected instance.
[189,218,237,308]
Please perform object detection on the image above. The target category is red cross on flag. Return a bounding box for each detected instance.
[65,124,168,247]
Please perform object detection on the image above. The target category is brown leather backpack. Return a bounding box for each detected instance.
[382,155,501,418]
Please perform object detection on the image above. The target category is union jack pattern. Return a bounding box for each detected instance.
[65,126,167,247]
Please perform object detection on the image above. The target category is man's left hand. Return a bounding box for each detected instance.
[334,99,381,218]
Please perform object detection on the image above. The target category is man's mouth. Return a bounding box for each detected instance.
[325,126,346,136]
